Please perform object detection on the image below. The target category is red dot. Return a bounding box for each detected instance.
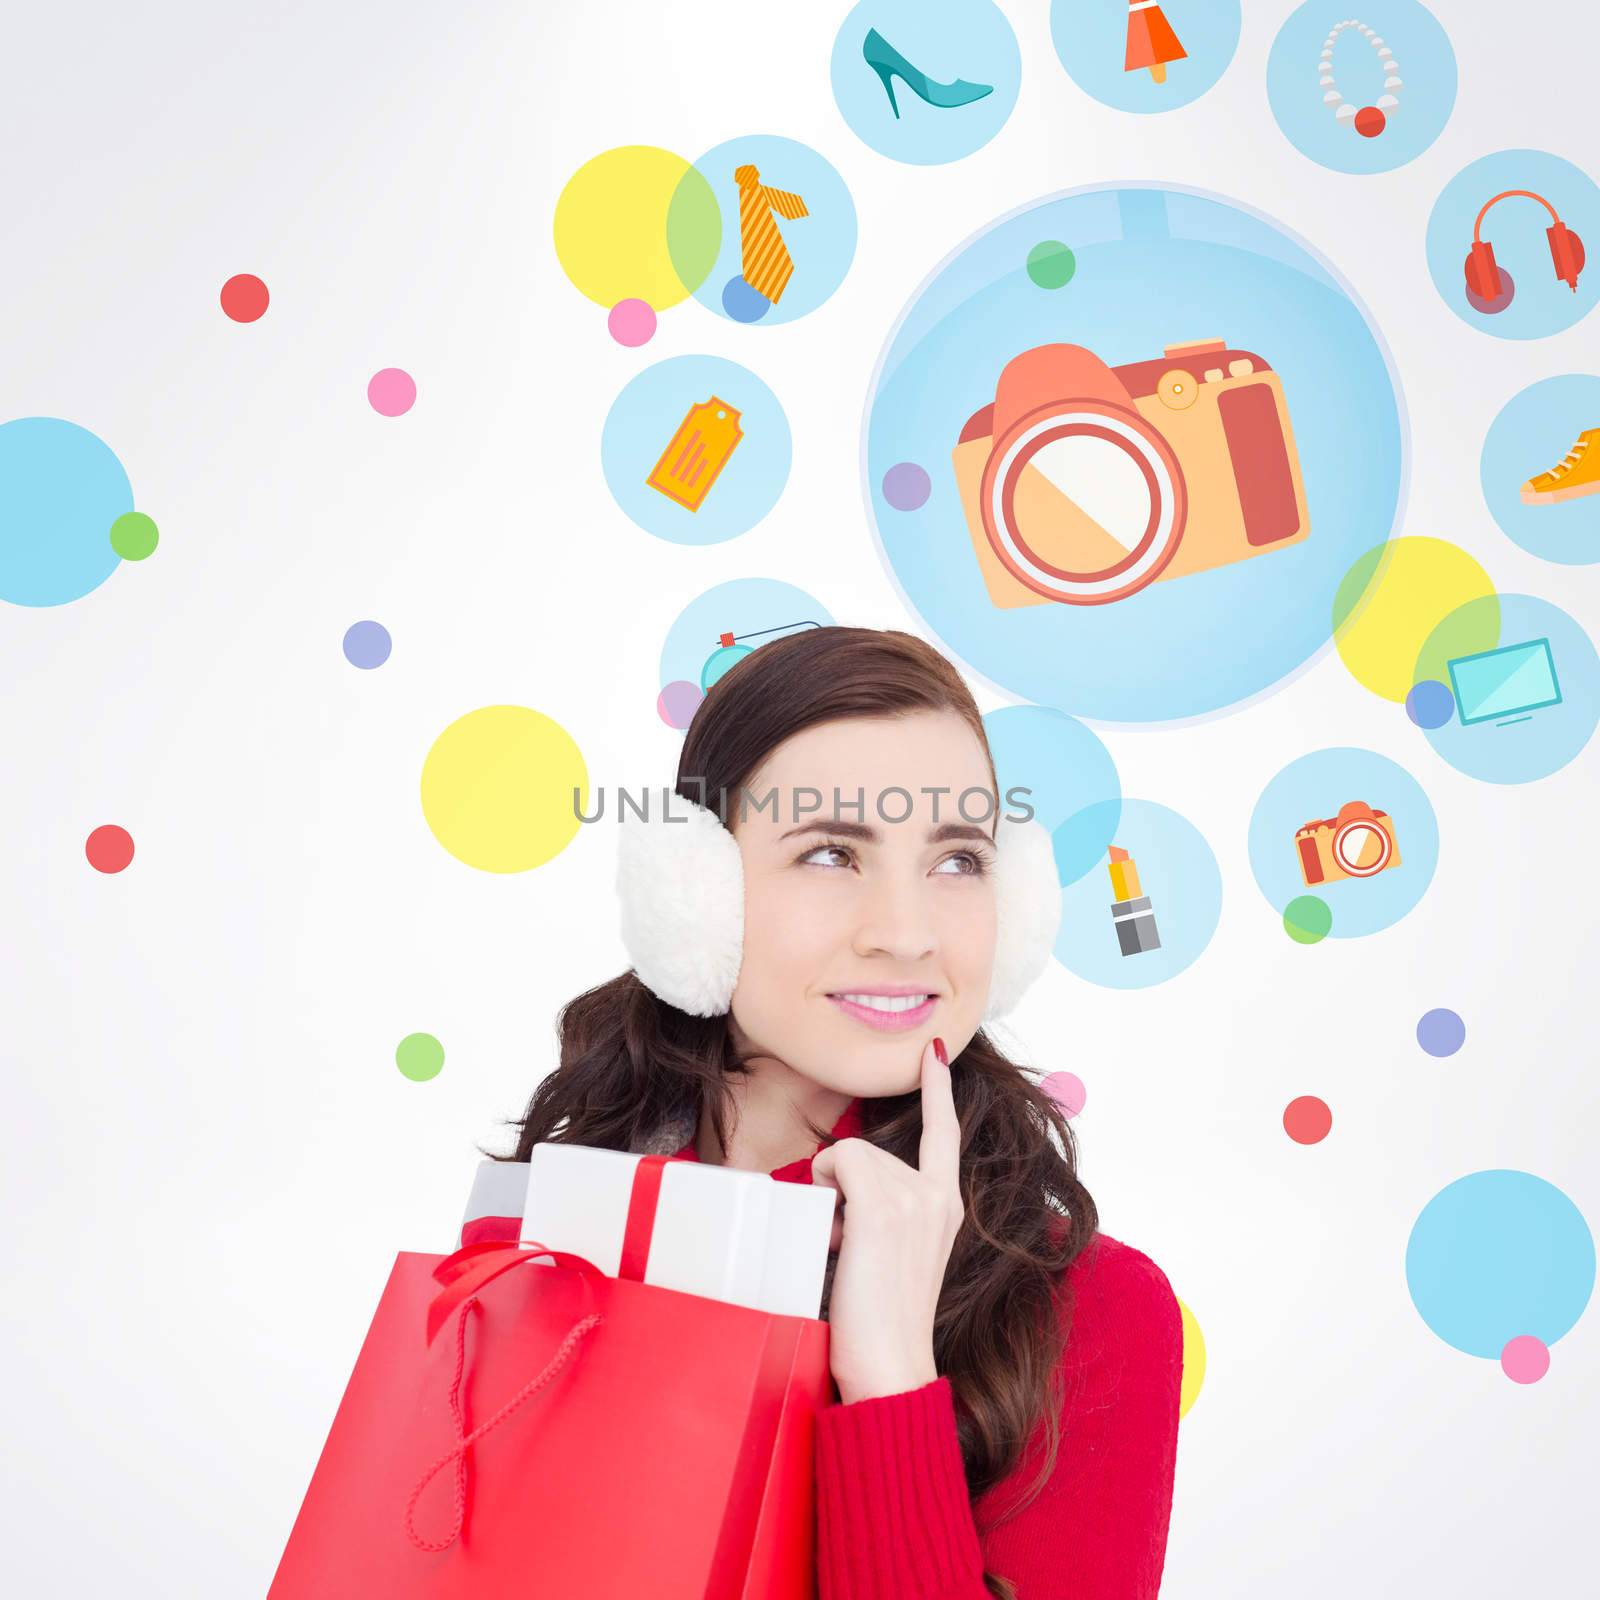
[1283,1095,1332,1145]
[221,274,270,322]
[1354,106,1386,139]
[85,825,135,874]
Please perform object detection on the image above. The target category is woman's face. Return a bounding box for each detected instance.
[726,709,1000,1099]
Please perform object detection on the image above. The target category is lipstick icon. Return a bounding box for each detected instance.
[1107,845,1162,957]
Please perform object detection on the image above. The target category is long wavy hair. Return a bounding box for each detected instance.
[491,626,1099,1600]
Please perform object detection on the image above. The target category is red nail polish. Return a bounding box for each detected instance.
[933,1036,947,1065]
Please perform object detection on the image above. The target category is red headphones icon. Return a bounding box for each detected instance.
[1463,190,1586,313]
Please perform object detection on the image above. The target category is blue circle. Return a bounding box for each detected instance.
[1406,1171,1594,1359]
[1051,0,1240,114]
[602,355,792,546]
[981,705,1121,887]
[1417,593,1599,784]
[1416,1007,1465,1057]
[831,0,1021,166]
[1052,799,1222,989]
[1481,375,1600,564]
[863,183,1406,722]
[343,620,392,669]
[661,582,835,716]
[701,643,751,691]
[1425,149,1600,340]
[1267,3,1456,175]
[0,417,132,606]
[680,136,857,326]
[721,276,771,323]
[1248,747,1438,938]
[1405,679,1454,728]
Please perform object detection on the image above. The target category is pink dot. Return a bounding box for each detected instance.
[608,298,657,347]
[368,368,417,417]
[1500,1335,1550,1384]
[1040,1071,1086,1119]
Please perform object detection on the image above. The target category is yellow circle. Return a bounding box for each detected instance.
[1156,369,1199,410]
[1177,1295,1206,1420]
[420,705,588,874]
[553,145,718,312]
[1332,537,1500,702]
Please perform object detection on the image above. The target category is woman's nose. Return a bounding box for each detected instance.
[850,872,938,960]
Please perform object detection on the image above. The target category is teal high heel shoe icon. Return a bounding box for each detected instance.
[862,27,994,120]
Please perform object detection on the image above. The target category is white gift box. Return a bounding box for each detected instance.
[515,1142,836,1320]
[460,1156,530,1240]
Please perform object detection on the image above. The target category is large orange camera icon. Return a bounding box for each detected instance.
[1295,800,1402,887]
[951,339,1311,607]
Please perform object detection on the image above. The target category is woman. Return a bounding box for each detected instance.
[485,626,1183,1600]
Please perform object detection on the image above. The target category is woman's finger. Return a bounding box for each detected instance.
[809,1142,849,1252]
[917,1036,960,1193]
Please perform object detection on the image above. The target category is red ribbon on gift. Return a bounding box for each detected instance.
[404,1152,678,1552]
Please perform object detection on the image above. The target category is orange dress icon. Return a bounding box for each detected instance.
[733,164,809,306]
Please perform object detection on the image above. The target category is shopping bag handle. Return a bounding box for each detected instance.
[424,1237,608,1347]
[405,1239,607,1553]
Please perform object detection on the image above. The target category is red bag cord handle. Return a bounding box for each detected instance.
[403,1240,608,1553]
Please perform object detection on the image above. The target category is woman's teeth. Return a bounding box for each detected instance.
[833,993,932,1013]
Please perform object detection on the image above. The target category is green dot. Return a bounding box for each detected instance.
[1283,896,1333,944]
[110,511,159,560]
[1027,241,1076,290]
[396,1031,445,1081]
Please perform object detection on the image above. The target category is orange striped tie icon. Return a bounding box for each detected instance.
[733,164,809,306]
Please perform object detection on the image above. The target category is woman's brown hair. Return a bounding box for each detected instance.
[491,626,1099,1600]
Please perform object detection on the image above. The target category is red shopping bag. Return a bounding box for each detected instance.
[268,1154,833,1599]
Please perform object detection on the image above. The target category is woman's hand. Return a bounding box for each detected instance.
[808,1036,964,1405]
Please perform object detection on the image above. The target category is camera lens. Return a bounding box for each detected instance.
[984,406,1184,604]
[1332,818,1390,876]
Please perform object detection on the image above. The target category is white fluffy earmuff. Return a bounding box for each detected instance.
[615,791,1061,1023]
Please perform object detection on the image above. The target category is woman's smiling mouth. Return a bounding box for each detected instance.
[826,989,939,1031]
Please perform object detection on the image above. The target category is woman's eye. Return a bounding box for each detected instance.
[799,843,853,868]
[937,851,991,877]
[798,843,994,875]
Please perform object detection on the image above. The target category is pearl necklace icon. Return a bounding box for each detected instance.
[1319,19,1401,138]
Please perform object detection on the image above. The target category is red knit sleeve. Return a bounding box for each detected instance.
[814,1375,990,1600]
[813,1233,1184,1600]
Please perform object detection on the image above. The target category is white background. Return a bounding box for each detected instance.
[1,2,1595,1594]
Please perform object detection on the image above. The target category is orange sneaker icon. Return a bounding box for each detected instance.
[1521,428,1600,505]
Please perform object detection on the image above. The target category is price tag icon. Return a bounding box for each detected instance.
[646,396,745,512]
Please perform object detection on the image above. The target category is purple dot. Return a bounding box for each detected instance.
[608,298,656,347]
[657,679,704,729]
[1406,679,1455,729]
[343,619,392,669]
[1416,1008,1465,1058]
[882,462,931,512]
[1466,265,1515,316]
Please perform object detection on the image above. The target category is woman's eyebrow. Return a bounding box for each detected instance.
[777,818,994,845]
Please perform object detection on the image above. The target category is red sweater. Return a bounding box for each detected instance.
[469,1100,1184,1599]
